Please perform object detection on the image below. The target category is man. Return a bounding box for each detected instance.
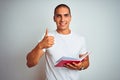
[26,4,89,80]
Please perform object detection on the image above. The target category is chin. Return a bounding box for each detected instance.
[58,25,68,29]
[58,27,67,30]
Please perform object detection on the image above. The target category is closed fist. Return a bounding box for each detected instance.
[39,28,54,49]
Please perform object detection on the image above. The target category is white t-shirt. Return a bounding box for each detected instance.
[44,30,87,80]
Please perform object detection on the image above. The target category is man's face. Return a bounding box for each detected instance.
[54,7,71,31]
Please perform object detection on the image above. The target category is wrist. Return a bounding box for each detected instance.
[38,42,44,50]
[81,66,85,70]
[79,62,85,70]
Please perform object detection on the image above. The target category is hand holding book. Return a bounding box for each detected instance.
[55,52,91,67]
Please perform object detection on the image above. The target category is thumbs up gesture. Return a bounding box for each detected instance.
[39,28,54,49]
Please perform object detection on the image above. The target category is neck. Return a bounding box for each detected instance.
[56,29,71,35]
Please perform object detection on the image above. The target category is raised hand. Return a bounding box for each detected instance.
[39,28,54,49]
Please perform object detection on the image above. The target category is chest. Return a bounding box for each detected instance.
[46,35,83,61]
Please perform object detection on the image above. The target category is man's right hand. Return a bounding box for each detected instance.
[38,28,54,49]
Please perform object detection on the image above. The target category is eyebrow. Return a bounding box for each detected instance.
[55,13,70,16]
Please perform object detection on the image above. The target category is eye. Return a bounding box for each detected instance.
[64,14,70,17]
[55,14,61,18]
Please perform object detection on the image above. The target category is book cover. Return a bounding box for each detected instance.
[55,52,90,67]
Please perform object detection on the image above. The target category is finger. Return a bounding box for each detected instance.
[72,62,79,66]
[45,28,48,37]
[77,62,82,66]
[79,52,88,57]
[67,63,77,68]
[65,63,77,70]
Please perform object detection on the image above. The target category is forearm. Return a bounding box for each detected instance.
[26,43,44,68]
[26,29,54,68]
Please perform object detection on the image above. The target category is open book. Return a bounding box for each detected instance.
[55,52,91,67]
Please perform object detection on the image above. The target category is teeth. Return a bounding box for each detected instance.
[60,23,66,26]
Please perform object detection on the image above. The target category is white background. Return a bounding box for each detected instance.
[0,0,120,80]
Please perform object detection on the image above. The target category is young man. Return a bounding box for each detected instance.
[26,4,89,80]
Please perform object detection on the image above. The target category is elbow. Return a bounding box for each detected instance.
[26,55,38,68]
[26,53,37,68]
[26,61,38,68]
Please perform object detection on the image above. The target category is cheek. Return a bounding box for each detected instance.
[67,18,71,22]
[67,17,71,21]
[55,21,59,24]
[54,17,60,22]
[54,19,60,24]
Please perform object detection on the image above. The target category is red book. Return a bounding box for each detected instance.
[55,52,91,67]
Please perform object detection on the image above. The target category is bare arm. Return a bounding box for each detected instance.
[26,29,54,68]
[26,42,44,68]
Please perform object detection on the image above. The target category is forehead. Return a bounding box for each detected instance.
[55,7,70,14]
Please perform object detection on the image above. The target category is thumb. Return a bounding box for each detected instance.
[44,28,48,37]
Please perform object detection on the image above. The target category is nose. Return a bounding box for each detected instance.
[61,16,65,22]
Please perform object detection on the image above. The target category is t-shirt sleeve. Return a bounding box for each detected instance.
[80,37,88,54]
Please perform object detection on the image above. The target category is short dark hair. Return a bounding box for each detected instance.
[54,4,71,16]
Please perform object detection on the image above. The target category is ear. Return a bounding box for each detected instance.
[70,15,72,22]
[53,16,55,22]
